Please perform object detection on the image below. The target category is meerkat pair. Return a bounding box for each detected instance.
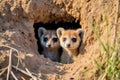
[38,27,84,63]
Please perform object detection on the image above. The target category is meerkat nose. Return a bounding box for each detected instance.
[67,44,70,47]
[47,44,51,48]
[48,44,51,47]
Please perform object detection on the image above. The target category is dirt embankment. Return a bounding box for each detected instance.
[0,0,119,79]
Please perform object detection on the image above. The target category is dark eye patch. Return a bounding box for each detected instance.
[72,38,77,42]
[63,37,66,42]
[53,38,58,42]
[43,37,48,42]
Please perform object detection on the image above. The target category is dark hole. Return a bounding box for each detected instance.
[33,20,81,57]
[70,77,74,80]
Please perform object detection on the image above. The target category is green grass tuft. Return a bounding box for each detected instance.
[91,17,120,80]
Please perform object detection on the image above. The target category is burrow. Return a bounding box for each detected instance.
[33,20,82,63]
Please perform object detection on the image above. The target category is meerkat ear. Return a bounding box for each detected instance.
[56,27,65,38]
[38,27,46,38]
[76,28,84,39]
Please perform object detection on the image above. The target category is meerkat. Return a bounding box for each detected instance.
[38,27,62,62]
[57,27,84,63]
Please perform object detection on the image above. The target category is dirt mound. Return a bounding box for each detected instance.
[0,0,119,79]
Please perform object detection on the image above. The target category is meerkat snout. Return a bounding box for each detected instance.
[66,44,70,48]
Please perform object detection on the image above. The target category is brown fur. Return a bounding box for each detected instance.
[57,28,84,63]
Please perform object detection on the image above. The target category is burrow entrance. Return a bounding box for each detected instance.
[33,20,81,62]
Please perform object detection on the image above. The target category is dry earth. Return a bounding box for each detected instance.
[0,0,120,80]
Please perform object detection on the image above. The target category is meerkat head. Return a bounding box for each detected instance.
[57,27,84,50]
[38,27,60,50]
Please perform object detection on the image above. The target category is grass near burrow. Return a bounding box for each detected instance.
[91,16,120,80]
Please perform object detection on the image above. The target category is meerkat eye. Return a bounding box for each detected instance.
[53,38,58,42]
[72,38,77,42]
[63,37,66,42]
[43,37,48,42]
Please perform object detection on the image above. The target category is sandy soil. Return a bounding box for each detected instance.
[0,0,119,79]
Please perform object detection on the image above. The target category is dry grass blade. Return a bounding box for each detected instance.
[0,67,7,76]
[25,68,37,80]
[0,45,20,79]
[11,71,18,80]
[12,65,30,77]
[0,45,42,79]
[0,45,20,67]
[0,45,19,52]
[0,67,7,72]
[6,49,12,80]
[12,65,42,80]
